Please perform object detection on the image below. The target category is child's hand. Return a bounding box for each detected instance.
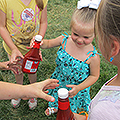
[11,49,24,63]
[73,113,86,120]
[66,84,79,98]
[39,50,43,61]
[26,36,35,49]
[27,36,43,61]
[27,36,43,49]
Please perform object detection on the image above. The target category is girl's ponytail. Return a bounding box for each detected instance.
[35,0,44,11]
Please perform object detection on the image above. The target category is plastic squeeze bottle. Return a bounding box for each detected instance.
[22,35,42,74]
[56,88,75,120]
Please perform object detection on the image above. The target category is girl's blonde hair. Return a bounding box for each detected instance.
[95,0,120,57]
[70,8,97,28]
[35,0,44,11]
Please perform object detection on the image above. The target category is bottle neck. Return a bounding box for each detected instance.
[33,40,41,49]
[58,97,70,110]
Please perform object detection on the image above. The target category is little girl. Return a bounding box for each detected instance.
[0,0,48,110]
[41,0,101,116]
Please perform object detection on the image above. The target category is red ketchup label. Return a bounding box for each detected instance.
[23,60,40,73]
[33,42,40,49]
[58,101,70,110]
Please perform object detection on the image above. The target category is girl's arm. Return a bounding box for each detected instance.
[78,54,100,89]
[0,79,59,102]
[38,6,48,38]
[41,35,63,49]
[0,10,23,62]
[67,54,100,97]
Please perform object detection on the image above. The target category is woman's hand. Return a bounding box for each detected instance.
[23,79,59,102]
[0,61,21,74]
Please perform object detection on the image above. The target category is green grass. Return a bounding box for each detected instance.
[0,0,118,119]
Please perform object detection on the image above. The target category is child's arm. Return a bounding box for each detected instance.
[67,54,100,97]
[41,35,63,49]
[38,6,48,38]
[0,10,24,63]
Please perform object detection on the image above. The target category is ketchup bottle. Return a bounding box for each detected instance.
[56,88,75,120]
[22,35,42,74]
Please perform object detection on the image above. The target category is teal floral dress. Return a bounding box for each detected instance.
[48,32,99,113]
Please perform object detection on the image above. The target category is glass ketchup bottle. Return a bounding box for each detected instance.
[56,88,75,120]
[22,35,42,74]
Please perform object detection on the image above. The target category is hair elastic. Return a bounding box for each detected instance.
[79,111,88,120]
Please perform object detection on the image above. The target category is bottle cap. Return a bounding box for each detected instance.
[58,88,68,99]
[35,35,42,42]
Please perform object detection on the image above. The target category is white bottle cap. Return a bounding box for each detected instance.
[58,88,68,99]
[35,35,42,42]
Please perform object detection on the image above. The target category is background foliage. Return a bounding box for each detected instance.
[0,0,117,119]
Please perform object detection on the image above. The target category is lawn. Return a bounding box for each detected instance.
[0,0,117,120]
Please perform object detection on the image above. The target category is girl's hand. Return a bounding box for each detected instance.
[11,49,24,63]
[66,84,79,98]
[73,113,86,120]
[26,36,35,49]
[27,36,43,61]
[27,36,43,49]
[39,50,43,61]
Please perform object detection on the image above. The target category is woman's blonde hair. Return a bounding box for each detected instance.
[70,7,97,28]
[35,0,44,11]
[95,0,120,57]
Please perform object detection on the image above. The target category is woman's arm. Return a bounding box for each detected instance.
[0,61,59,101]
[0,79,59,102]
